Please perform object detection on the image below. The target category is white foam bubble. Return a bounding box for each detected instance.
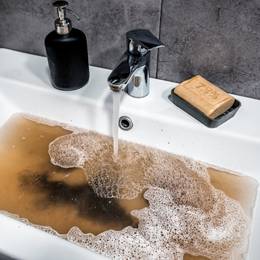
[67,226,183,260]
[48,132,250,259]
[64,187,248,259]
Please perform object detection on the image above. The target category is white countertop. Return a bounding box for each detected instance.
[0,48,259,144]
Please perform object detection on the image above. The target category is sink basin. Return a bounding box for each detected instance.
[0,48,259,260]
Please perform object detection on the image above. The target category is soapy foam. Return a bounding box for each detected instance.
[49,133,153,199]
[67,225,183,260]
[49,132,250,259]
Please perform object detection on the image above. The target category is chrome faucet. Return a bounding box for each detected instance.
[108,29,164,98]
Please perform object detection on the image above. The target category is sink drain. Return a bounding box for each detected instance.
[119,116,133,131]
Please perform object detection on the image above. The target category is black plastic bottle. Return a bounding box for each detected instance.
[45,1,89,90]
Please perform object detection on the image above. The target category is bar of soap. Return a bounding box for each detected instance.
[174,75,235,119]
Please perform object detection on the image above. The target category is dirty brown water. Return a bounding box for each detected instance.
[0,114,258,260]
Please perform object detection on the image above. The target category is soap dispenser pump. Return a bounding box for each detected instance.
[45,1,89,90]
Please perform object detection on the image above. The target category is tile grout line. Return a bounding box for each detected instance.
[156,0,164,79]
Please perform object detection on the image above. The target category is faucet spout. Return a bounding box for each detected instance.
[108,54,134,92]
[108,53,147,94]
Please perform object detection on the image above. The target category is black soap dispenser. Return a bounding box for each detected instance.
[45,1,89,90]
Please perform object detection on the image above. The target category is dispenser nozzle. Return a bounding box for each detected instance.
[53,1,68,20]
[53,0,72,35]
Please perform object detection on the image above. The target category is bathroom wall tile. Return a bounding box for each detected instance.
[158,0,260,99]
[0,0,162,77]
[0,1,52,55]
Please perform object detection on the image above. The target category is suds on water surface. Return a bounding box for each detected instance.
[0,114,257,260]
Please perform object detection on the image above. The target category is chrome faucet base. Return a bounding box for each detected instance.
[126,65,149,98]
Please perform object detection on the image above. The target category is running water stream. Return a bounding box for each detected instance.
[112,91,122,158]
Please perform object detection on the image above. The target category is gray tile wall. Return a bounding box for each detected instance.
[158,0,260,99]
[0,0,260,99]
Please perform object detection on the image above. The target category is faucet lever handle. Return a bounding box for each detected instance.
[126,29,164,56]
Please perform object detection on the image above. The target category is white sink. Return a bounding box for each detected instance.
[0,48,259,260]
